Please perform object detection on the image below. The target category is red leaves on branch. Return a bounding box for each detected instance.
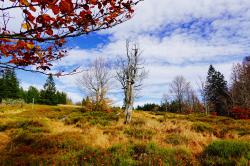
[0,0,141,74]
[59,0,74,14]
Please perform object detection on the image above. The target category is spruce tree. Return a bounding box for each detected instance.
[26,86,40,104]
[2,69,19,99]
[205,65,230,116]
[56,91,67,104]
[19,87,27,102]
[40,75,57,105]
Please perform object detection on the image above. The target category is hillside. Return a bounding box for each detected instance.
[0,105,249,165]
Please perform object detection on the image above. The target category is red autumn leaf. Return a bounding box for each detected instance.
[68,26,75,32]
[59,0,73,14]
[52,5,60,15]
[45,29,53,35]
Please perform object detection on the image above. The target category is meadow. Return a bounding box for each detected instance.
[0,104,249,165]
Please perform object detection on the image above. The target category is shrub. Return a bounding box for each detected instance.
[201,140,250,165]
[108,144,136,166]
[165,134,189,145]
[0,119,49,133]
[1,98,25,106]
[230,107,250,119]
[131,118,146,126]
[64,111,119,126]
[124,128,155,139]
[129,143,193,165]
[191,122,213,133]
[64,112,84,125]
[84,111,119,126]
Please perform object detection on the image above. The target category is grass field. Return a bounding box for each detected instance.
[0,104,249,165]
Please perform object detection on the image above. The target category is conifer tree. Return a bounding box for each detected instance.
[56,91,67,104]
[19,87,27,102]
[205,65,230,116]
[1,69,19,99]
[26,86,40,104]
[40,75,57,105]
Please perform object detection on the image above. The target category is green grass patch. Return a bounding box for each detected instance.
[64,111,119,126]
[129,142,193,165]
[191,122,213,133]
[0,118,50,133]
[201,140,250,166]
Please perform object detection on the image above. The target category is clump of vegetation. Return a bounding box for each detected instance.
[0,119,50,133]
[191,122,213,133]
[64,112,84,125]
[124,128,155,139]
[129,143,193,165]
[131,118,146,126]
[201,140,250,165]
[64,111,119,126]
[1,99,25,107]
[108,144,136,165]
[82,111,119,126]
[165,134,189,145]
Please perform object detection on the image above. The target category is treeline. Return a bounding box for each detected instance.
[137,60,250,119]
[0,69,69,105]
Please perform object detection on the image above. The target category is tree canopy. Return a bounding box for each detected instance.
[0,0,141,75]
[205,65,230,116]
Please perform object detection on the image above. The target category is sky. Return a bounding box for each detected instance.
[16,0,250,106]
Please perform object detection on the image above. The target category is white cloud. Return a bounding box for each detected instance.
[17,0,250,105]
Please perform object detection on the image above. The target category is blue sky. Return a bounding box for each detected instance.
[15,0,250,106]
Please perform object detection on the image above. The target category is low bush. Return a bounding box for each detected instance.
[191,122,213,133]
[1,98,25,107]
[0,119,50,133]
[165,134,189,145]
[131,118,146,126]
[201,140,250,165]
[64,112,84,125]
[129,143,193,165]
[64,111,119,126]
[230,107,250,119]
[83,111,119,126]
[124,128,155,139]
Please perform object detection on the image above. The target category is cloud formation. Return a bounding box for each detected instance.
[18,0,250,105]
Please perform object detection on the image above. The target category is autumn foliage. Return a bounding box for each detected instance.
[230,107,250,119]
[0,0,140,74]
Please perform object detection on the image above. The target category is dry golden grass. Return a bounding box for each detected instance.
[0,104,249,165]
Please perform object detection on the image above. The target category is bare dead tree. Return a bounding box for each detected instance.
[230,63,250,108]
[197,76,209,115]
[169,76,190,113]
[116,40,147,124]
[161,94,171,112]
[78,57,112,110]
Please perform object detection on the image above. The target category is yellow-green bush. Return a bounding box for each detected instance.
[201,140,250,166]
[191,122,213,133]
[124,128,155,139]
